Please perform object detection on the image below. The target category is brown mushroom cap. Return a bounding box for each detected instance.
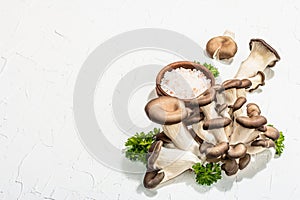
[145,96,188,125]
[221,158,239,176]
[238,79,252,89]
[236,115,267,129]
[203,117,232,130]
[191,87,216,107]
[205,142,229,159]
[227,143,247,159]
[143,170,165,189]
[264,126,280,140]
[249,39,281,67]
[246,103,261,118]
[232,97,247,112]
[251,139,275,148]
[147,141,163,170]
[239,154,251,170]
[222,79,242,90]
[206,36,238,60]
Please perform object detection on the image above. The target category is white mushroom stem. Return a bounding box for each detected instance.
[163,123,200,156]
[192,121,217,145]
[201,101,229,143]
[230,123,255,145]
[236,129,260,144]
[151,144,202,184]
[235,39,280,79]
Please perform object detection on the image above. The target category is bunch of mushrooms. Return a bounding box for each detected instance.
[142,38,281,189]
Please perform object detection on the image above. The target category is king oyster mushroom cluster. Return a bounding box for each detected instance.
[143,38,281,189]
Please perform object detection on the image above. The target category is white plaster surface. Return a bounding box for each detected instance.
[0,0,300,199]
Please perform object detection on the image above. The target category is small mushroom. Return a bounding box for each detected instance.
[203,117,232,130]
[206,31,238,61]
[205,142,229,159]
[239,154,251,170]
[246,103,261,118]
[231,97,247,113]
[144,140,202,189]
[263,125,280,140]
[221,158,239,176]
[145,96,200,156]
[143,170,165,189]
[236,115,267,129]
[227,143,247,159]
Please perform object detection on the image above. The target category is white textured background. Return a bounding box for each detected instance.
[1,0,300,199]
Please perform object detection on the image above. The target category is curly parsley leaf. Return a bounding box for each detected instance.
[124,128,159,164]
[274,131,285,156]
[192,162,222,186]
[194,61,220,77]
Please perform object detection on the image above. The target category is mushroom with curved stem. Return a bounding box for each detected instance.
[145,96,200,156]
[235,39,280,79]
[206,30,238,62]
[144,140,202,189]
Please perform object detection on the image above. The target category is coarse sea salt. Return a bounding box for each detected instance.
[160,67,211,99]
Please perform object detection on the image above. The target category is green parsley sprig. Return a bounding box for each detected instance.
[194,61,220,77]
[124,128,159,164]
[192,162,222,186]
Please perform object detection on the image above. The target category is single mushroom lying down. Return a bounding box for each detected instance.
[144,141,201,189]
[235,39,280,79]
[206,31,238,61]
[145,96,200,156]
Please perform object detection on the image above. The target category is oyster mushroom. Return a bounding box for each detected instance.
[145,96,200,156]
[235,39,280,79]
[206,31,238,61]
[144,141,201,189]
[230,103,267,145]
[227,143,247,159]
[221,158,239,176]
[200,141,229,159]
[239,153,251,170]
